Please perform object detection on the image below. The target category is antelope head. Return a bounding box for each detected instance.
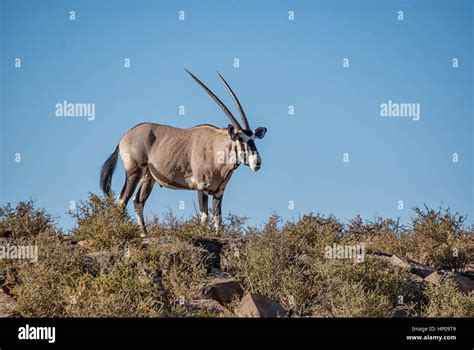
[185,69,267,171]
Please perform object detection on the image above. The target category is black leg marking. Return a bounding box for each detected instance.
[119,172,140,208]
[198,191,209,224]
[133,175,155,237]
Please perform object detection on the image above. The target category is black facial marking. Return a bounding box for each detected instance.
[242,130,253,137]
[247,139,257,152]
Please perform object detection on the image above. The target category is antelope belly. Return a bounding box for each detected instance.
[147,163,190,190]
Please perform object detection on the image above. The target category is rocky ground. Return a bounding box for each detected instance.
[1,234,472,318]
[1,198,472,317]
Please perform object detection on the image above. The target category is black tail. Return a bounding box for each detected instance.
[100,145,119,196]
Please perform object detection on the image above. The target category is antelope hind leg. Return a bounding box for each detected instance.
[133,173,155,238]
[198,191,208,225]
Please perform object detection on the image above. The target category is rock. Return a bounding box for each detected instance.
[465,262,474,271]
[370,251,393,258]
[462,263,474,279]
[236,293,287,318]
[140,236,244,271]
[370,252,435,278]
[367,251,392,264]
[389,306,415,318]
[193,237,226,269]
[82,251,110,276]
[390,255,435,278]
[424,271,473,294]
[193,237,244,270]
[390,255,412,269]
[369,252,435,278]
[138,237,214,275]
[0,288,17,317]
[452,273,474,294]
[59,235,78,245]
[424,271,445,285]
[410,273,425,284]
[186,299,227,316]
[204,269,243,305]
[77,239,96,249]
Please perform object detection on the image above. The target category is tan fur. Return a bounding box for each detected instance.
[119,123,237,195]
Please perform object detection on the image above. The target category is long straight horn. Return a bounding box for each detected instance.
[216,71,250,130]
[185,69,242,130]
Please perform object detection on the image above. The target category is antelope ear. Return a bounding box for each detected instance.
[253,127,267,139]
[227,124,239,141]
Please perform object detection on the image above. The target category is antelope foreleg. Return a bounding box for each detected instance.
[212,192,223,233]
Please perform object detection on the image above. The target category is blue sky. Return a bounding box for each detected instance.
[1,0,472,231]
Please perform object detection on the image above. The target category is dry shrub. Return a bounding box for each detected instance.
[70,193,141,250]
[224,214,422,317]
[10,231,83,317]
[127,237,209,315]
[1,199,472,318]
[0,200,54,237]
[1,197,210,317]
[409,206,472,270]
[423,277,473,317]
[146,211,211,241]
[63,259,165,317]
[343,206,473,271]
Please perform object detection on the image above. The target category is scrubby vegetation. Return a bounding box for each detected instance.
[0,195,472,317]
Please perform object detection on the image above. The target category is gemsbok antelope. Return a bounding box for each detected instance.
[100,69,267,237]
